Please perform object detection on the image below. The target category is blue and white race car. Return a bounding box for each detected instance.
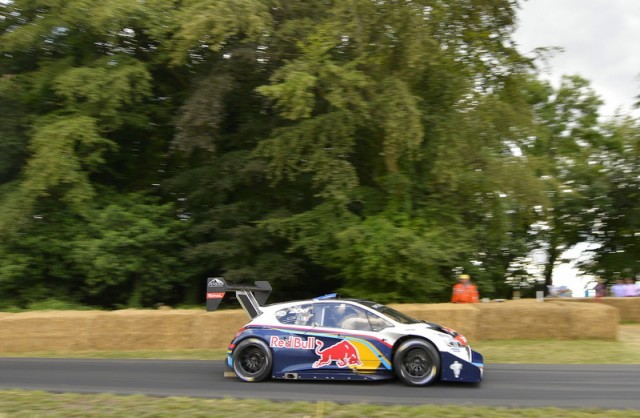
[206,278,483,386]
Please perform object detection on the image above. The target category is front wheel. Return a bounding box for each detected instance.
[393,339,440,386]
[232,338,273,382]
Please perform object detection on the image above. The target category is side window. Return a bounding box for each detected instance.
[275,304,314,326]
[315,303,351,328]
[365,312,393,332]
[315,302,392,331]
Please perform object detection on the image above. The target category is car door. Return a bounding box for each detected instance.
[269,302,319,376]
[310,302,394,375]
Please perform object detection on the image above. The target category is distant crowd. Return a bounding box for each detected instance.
[450,273,640,302]
[602,278,640,298]
[550,278,639,299]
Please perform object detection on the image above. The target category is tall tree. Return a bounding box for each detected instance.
[579,115,640,280]
[0,0,190,307]
[525,75,608,290]
[2,0,587,308]
[253,0,545,301]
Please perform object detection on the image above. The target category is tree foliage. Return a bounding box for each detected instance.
[578,116,640,280]
[0,0,638,309]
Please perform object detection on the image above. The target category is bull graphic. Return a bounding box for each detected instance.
[313,340,362,368]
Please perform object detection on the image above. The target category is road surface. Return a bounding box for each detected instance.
[1,358,639,409]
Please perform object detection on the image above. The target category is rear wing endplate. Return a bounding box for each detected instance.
[206,277,272,319]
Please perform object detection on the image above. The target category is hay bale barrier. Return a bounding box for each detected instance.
[392,299,618,341]
[0,309,248,353]
[0,299,626,354]
[547,297,640,323]
[475,299,619,340]
[0,311,95,353]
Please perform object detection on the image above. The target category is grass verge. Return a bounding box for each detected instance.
[475,324,640,364]
[0,391,637,418]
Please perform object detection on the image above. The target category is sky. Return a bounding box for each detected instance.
[513,1,640,295]
[513,0,640,118]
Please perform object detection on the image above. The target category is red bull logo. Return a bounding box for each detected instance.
[313,340,362,368]
[269,336,317,349]
[268,336,363,369]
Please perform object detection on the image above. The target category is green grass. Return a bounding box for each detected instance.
[2,325,640,416]
[0,391,638,418]
[475,339,640,364]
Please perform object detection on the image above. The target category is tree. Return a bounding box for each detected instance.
[579,115,640,280]
[253,0,546,301]
[5,0,614,308]
[525,75,608,290]
[0,193,187,309]
[0,0,191,307]
[71,193,188,308]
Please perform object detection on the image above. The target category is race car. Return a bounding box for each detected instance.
[206,277,483,386]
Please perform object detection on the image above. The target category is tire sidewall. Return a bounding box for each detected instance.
[393,339,441,386]
[232,337,273,382]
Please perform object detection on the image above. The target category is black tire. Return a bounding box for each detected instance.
[393,339,440,386]
[232,338,273,382]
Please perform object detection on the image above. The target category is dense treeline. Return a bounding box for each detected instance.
[0,0,638,309]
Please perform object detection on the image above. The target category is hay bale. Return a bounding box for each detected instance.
[474,299,573,340]
[476,299,618,340]
[0,311,96,352]
[0,300,621,354]
[190,309,250,349]
[604,298,640,322]
[87,309,203,350]
[0,309,250,353]
[556,301,619,339]
[88,309,250,350]
[552,297,640,323]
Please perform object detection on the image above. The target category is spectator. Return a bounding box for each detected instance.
[623,278,640,297]
[547,285,572,298]
[451,274,479,303]
[610,279,626,297]
[594,279,608,299]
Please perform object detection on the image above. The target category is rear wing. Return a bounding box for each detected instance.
[206,277,272,319]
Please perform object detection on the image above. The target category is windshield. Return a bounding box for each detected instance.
[359,301,421,324]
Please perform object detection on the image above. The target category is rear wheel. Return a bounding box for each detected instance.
[393,339,440,386]
[232,338,272,382]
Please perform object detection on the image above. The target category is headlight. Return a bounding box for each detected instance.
[441,333,468,348]
[442,334,464,348]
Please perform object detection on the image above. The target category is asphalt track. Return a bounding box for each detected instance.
[1,358,640,409]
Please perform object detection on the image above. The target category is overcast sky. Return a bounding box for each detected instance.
[513,0,640,118]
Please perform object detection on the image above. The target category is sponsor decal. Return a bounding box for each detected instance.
[450,361,463,378]
[208,278,224,287]
[269,336,317,349]
[268,336,363,369]
[206,292,225,299]
[313,340,362,368]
